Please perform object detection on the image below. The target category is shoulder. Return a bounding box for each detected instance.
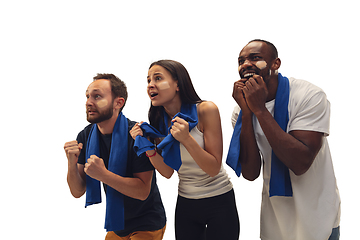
[126,118,138,131]
[288,77,328,107]
[197,101,220,116]
[76,123,94,143]
[197,101,221,132]
[289,77,326,98]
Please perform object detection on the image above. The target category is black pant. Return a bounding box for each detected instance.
[175,189,240,240]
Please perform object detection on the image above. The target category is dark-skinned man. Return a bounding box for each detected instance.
[227,39,340,240]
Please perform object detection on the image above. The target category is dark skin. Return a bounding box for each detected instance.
[233,41,324,181]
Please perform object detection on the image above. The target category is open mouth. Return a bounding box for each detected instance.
[243,72,255,79]
[150,92,158,97]
[87,109,97,114]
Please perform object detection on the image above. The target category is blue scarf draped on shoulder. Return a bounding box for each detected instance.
[85,112,128,231]
[226,73,293,197]
[133,103,198,171]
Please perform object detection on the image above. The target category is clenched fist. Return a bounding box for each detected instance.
[64,140,83,166]
[84,155,108,181]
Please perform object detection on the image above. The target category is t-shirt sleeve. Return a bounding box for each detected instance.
[129,149,154,174]
[288,85,330,136]
[231,105,240,129]
[76,129,87,165]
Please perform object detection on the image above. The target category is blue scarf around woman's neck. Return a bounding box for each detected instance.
[226,73,293,197]
[134,103,198,171]
[85,112,128,231]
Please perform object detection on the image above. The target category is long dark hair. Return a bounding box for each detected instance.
[148,60,202,132]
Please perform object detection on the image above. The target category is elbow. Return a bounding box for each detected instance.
[138,190,151,201]
[242,171,260,181]
[158,169,174,179]
[162,172,173,179]
[208,169,221,178]
[207,164,222,178]
[70,190,85,199]
[291,158,314,176]
[241,165,261,181]
[293,166,310,176]
[243,174,259,181]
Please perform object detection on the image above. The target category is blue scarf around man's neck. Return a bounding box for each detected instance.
[133,103,198,171]
[85,112,128,231]
[226,73,293,197]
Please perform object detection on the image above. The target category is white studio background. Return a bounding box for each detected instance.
[1,1,358,239]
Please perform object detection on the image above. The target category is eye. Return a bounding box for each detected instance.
[155,76,162,81]
[252,55,262,61]
[95,94,102,100]
[238,59,245,65]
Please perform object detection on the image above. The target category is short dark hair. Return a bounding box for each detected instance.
[248,39,278,60]
[93,73,128,111]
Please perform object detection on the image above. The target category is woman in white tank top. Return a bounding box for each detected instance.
[130,60,239,240]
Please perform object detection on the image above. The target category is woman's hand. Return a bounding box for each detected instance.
[170,117,191,143]
[130,121,144,140]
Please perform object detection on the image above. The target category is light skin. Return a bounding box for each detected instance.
[64,79,153,201]
[130,65,223,178]
[233,41,324,180]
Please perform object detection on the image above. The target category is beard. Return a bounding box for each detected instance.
[86,103,114,124]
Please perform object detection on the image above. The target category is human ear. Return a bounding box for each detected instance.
[114,97,125,110]
[175,81,180,92]
[271,58,281,71]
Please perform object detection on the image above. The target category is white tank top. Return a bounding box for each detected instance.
[177,125,233,199]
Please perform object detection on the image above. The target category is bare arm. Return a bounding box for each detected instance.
[255,110,323,175]
[171,101,222,177]
[85,155,153,201]
[233,80,262,181]
[129,123,174,179]
[64,141,86,198]
[243,75,323,176]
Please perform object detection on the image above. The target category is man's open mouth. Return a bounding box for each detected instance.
[243,73,255,79]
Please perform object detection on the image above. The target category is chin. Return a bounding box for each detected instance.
[151,101,161,107]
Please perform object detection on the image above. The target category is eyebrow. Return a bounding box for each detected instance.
[147,72,163,78]
[238,52,262,60]
[85,89,102,94]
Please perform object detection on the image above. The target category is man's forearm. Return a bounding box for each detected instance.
[100,171,153,201]
[255,109,320,175]
[67,163,86,198]
[239,113,261,181]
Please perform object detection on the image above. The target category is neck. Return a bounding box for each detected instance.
[162,94,182,120]
[266,73,279,102]
[164,104,181,120]
[97,113,119,135]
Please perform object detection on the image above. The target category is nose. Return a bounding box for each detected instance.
[242,59,253,67]
[86,97,93,107]
[239,59,253,73]
[147,79,155,89]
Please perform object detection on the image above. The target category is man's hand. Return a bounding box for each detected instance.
[233,79,252,115]
[64,141,83,166]
[241,75,268,115]
[84,155,108,181]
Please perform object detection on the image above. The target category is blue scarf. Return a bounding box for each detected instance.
[134,103,198,171]
[85,112,128,231]
[226,73,293,197]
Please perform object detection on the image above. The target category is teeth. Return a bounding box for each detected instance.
[150,92,158,97]
[244,73,255,78]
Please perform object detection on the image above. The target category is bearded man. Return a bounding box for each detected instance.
[64,73,166,240]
